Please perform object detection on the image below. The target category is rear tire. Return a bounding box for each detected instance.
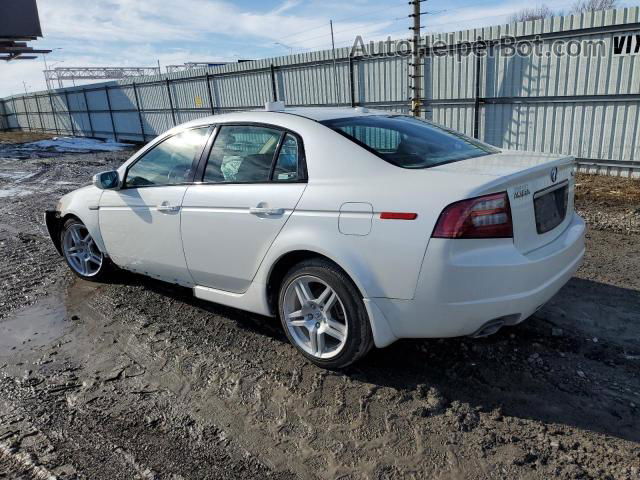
[60,218,114,282]
[278,258,374,369]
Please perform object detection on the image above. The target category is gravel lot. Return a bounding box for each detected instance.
[0,134,638,479]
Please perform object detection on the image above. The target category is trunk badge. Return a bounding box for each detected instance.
[550,167,558,183]
[513,184,531,199]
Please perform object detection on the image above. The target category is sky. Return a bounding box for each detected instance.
[1,0,636,97]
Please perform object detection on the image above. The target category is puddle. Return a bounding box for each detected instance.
[0,295,67,355]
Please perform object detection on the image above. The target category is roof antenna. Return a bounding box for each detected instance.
[265,101,285,112]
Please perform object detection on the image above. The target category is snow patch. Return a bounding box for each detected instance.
[21,137,131,153]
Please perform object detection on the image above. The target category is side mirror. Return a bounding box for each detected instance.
[93,170,120,190]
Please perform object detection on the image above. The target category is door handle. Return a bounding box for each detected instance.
[157,203,180,213]
[249,207,285,216]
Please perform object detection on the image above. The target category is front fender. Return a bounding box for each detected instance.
[53,185,107,254]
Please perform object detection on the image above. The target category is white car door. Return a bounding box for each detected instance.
[181,125,306,292]
[99,127,211,286]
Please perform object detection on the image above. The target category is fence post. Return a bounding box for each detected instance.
[349,57,356,108]
[48,91,60,135]
[35,95,44,133]
[166,79,176,126]
[269,64,278,102]
[132,82,145,142]
[82,90,94,138]
[22,96,33,132]
[473,38,484,140]
[64,91,76,136]
[104,86,117,141]
[205,73,215,115]
[11,97,17,130]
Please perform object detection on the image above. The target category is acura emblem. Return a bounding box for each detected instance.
[550,167,558,183]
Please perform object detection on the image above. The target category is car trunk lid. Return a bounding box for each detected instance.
[432,150,576,254]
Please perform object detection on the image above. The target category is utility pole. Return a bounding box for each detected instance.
[409,0,424,117]
[330,20,340,105]
[42,54,50,90]
[42,48,63,91]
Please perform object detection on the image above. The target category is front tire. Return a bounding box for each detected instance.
[60,218,113,282]
[278,258,374,369]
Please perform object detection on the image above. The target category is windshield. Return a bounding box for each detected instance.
[321,115,499,169]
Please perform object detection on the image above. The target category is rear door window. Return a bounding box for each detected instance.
[203,125,282,183]
[273,134,301,182]
[321,115,498,169]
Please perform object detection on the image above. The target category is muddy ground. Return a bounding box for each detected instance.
[0,132,55,145]
[0,137,638,479]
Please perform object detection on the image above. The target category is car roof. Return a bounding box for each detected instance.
[255,106,394,122]
[173,106,399,134]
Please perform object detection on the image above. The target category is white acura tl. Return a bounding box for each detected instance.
[45,105,585,368]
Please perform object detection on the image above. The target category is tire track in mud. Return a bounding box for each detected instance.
[2,249,639,478]
[57,273,638,479]
[0,151,132,321]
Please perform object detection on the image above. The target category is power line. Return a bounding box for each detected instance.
[281,0,507,51]
[273,1,408,43]
[276,0,500,52]
[274,0,581,55]
[282,19,401,49]
[423,0,578,30]
[285,0,579,52]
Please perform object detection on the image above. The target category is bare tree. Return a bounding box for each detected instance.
[508,5,555,23]
[571,0,618,14]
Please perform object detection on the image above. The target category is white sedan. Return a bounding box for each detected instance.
[45,105,585,368]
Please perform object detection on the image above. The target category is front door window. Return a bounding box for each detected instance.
[125,128,210,187]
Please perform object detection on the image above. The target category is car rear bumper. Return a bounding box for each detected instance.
[369,212,585,342]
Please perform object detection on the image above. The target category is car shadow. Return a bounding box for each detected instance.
[112,271,640,444]
[350,278,640,444]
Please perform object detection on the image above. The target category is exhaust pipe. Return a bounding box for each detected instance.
[470,314,521,338]
[471,319,505,338]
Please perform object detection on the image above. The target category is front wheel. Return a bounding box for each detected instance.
[60,218,113,281]
[278,258,374,369]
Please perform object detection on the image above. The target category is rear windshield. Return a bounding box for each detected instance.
[321,115,499,169]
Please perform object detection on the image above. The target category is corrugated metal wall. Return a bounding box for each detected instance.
[0,100,6,130]
[1,7,639,175]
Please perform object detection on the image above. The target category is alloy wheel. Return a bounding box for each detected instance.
[62,223,103,277]
[283,275,348,359]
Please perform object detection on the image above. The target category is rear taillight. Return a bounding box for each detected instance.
[432,192,513,239]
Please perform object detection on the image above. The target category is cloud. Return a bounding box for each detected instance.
[36,0,375,46]
[1,0,598,98]
[271,0,302,16]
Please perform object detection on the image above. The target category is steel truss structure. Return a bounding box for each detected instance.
[44,67,161,89]
[165,62,230,73]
